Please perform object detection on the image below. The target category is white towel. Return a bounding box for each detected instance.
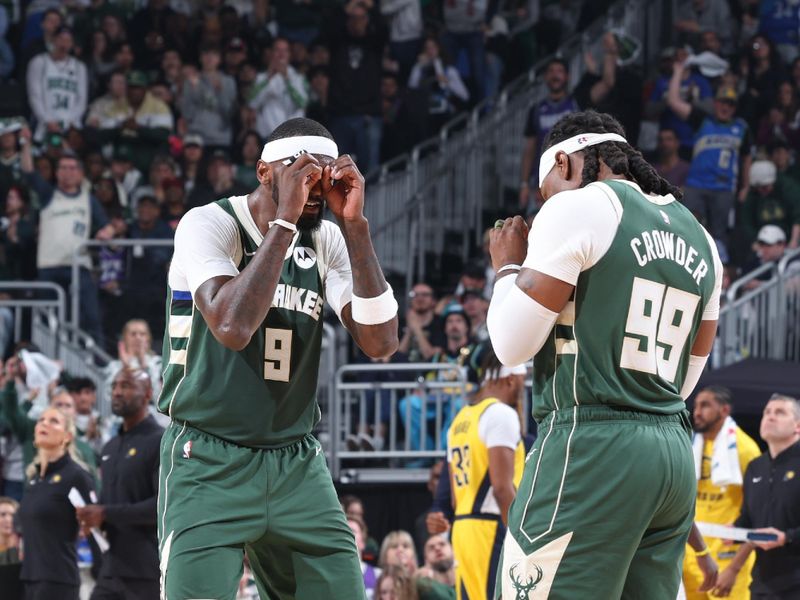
[692,416,743,487]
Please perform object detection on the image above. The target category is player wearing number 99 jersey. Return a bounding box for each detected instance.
[157,118,399,600]
[488,111,723,600]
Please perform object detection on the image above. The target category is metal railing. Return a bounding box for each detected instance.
[715,248,800,367]
[0,281,65,351]
[330,363,471,483]
[363,0,672,291]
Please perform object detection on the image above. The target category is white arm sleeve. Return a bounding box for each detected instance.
[478,403,521,450]
[169,205,241,295]
[680,354,708,399]
[701,227,723,320]
[314,221,353,323]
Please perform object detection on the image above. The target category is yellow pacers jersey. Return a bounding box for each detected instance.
[682,427,761,600]
[448,397,524,600]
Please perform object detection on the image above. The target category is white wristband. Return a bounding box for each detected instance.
[269,219,298,233]
[351,285,398,325]
[497,264,522,274]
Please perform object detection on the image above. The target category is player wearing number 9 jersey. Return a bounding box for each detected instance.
[487,111,723,600]
[157,118,399,600]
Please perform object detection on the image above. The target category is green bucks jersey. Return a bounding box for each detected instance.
[159,196,352,447]
[528,179,721,420]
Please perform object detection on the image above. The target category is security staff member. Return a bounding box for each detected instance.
[722,394,800,599]
[76,368,163,600]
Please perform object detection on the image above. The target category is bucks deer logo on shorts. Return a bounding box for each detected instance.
[509,563,543,600]
[182,440,193,459]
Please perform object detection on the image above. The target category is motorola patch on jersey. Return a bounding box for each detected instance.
[293,246,317,269]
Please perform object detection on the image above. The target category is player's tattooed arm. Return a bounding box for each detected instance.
[195,155,323,351]
[322,155,399,359]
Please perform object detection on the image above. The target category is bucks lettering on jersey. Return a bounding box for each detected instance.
[159,198,325,447]
[532,179,716,420]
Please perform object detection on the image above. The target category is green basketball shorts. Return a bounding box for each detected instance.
[157,421,365,600]
[496,405,696,600]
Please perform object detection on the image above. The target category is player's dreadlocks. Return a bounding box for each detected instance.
[543,110,683,200]
[267,117,334,143]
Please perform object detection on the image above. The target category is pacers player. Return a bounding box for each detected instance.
[157,118,398,599]
[447,350,526,599]
[488,110,723,598]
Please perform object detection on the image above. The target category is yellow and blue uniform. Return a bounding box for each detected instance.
[682,428,761,600]
[448,397,524,600]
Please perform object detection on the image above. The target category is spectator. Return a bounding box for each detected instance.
[104,319,164,411]
[67,376,108,454]
[379,531,419,575]
[20,130,115,345]
[86,30,116,93]
[380,0,423,83]
[179,44,237,149]
[655,128,691,188]
[223,37,248,78]
[380,70,427,162]
[413,461,445,559]
[179,134,205,195]
[1,186,37,281]
[248,37,308,140]
[20,8,62,70]
[740,160,800,250]
[0,355,33,501]
[646,47,713,159]
[769,139,800,185]
[667,72,751,252]
[0,7,11,81]
[377,565,418,600]
[85,70,130,132]
[408,37,470,135]
[453,261,489,302]
[459,288,488,342]
[124,197,173,342]
[75,367,163,600]
[519,58,579,209]
[341,494,380,563]
[398,283,446,363]
[348,514,381,600]
[0,119,24,200]
[273,0,324,46]
[187,149,248,209]
[18,406,95,600]
[740,34,787,130]
[674,0,734,55]
[161,176,188,230]
[441,0,488,102]
[575,32,643,147]
[416,534,455,588]
[234,130,263,190]
[26,26,88,144]
[0,496,20,563]
[128,0,178,61]
[758,0,800,64]
[110,42,135,76]
[684,386,760,598]
[726,394,800,599]
[147,154,179,205]
[741,225,800,291]
[109,144,143,204]
[115,70,174,174]
[326,2,386,172]
[306,66,331,127]
[756,80,800,147]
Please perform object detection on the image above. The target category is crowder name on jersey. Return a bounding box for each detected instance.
[630,229,710,285]
[271,284,324,321]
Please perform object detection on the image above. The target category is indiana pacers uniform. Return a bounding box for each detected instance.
[157,195,364,599]
[498,179,723,599]
[448,397,524,599]
[682,428,760,600]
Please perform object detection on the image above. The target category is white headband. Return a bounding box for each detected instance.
[538,132,628,188]
[261,136,339,163]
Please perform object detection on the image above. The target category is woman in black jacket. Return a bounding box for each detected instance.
[18,407,95,600]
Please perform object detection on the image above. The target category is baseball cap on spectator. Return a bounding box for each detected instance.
[749,161,777,187]
[757,225,786,246]
[112,145,133,163]
[715,86,737,103]
[137,194,159,207]
[131,186,157,205]
[0,118,23,136]
[228,37,246,52]
[183,134,204,148]
[442,303,471,331]
[209,149,231,164]
[54,24,72,37]
[162,176,183,191]
[127,70,149,88]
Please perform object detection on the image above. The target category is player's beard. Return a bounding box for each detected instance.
[272,181,324,232]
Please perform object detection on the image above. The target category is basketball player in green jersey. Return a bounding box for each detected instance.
[488,111,723,599]
[157,118,399,599]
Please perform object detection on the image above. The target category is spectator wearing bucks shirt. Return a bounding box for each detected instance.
[26,26,87,144]
[518,58,579,210]
[668,62,751,255]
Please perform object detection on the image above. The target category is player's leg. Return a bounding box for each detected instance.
[452,518,503,600]
[249,435,365,600]
[621,420,696,600]
[498,408,692,600]
[158,422,269,600]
